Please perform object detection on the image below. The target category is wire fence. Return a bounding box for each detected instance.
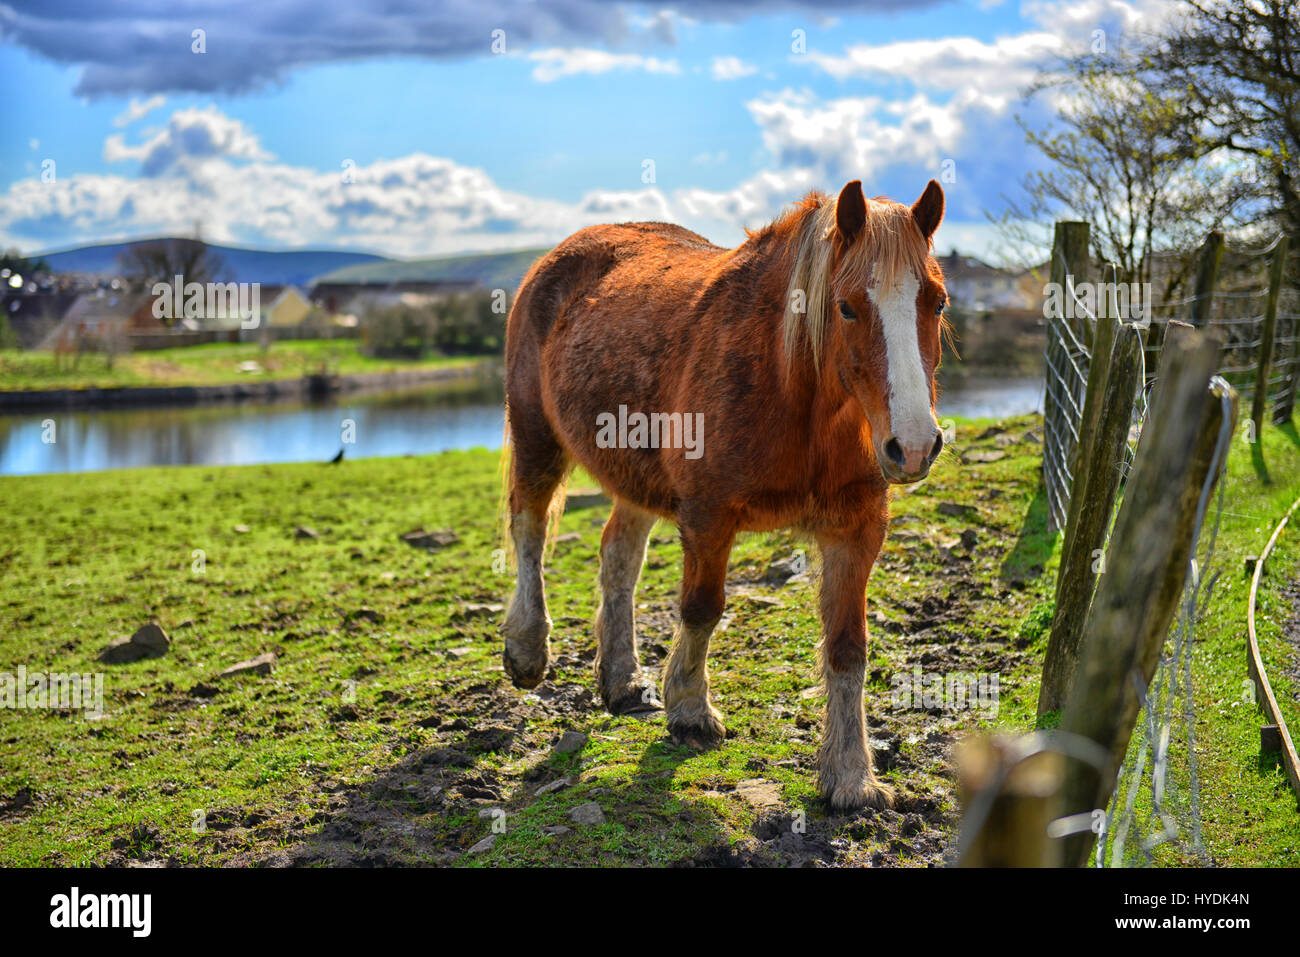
[1097,381,1231,866]
[1035,234,1296,866]
[1043,238,1298,532]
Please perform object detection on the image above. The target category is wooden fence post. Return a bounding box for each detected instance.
[1254,236,1290,430]
[1059,222,1093,350]
[1190,231,1225,328]
[1060,262,1120,555]
[1038,319,1144,719]
[1044,221,1091,533]
[957,737,1063,867]
[1055,323,1233,867]
[1273,238,1300,424]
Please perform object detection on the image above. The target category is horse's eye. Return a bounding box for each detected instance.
[934,297,946,317]
[839,301,857,321]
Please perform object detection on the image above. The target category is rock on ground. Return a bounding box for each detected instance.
[217,652,276,679]
[553,731,588,755]
[567,802,606,827]
[99,623,170,664]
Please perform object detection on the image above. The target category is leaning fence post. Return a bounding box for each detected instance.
[1190,231,1225,328]
[1055,324,1234,867]
[1038,318,1144,719]
[1254,236,1290,432]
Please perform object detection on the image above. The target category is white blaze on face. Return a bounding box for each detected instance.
[866,270,935,447]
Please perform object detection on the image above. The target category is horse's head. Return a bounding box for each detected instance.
[827,179,947,484]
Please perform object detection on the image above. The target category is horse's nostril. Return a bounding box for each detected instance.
[884,438,905,466]
[928,432,944,463]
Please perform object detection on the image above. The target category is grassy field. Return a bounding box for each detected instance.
[0,411,1296,866]
[1159,419,1300,866]
[0,340,478,391]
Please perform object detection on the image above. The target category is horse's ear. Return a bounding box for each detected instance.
[912,180,945,241]
[835,180,867,242]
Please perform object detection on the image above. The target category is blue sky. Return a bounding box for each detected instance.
[0,0,1167,264]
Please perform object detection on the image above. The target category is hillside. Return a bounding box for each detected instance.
[37,240,391,286]
[312,247,550,291]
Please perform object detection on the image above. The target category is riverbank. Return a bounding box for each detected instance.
[0,341,496,411]
[0,360,498,412]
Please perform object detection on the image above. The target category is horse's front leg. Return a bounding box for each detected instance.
[817,521,895,811]
[663,515,736,749]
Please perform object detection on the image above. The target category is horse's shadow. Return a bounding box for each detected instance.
[245,706,741,867]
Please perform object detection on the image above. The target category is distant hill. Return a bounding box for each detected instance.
[312,247,550,291]
[38,240,392,286]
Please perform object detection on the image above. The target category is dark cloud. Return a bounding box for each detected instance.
[0,0,936,96]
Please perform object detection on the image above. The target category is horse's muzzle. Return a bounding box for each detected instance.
[879,460,931,484]
[879,430,943,483]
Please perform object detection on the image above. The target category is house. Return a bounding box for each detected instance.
[1,291,82,349]
[940,251,1037,312]
[33,290,153,351]
[308,279,480,324]
[262,285,312,327]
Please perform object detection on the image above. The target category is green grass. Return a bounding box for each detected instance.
[0,340,480,391]
[0,410,1296,866]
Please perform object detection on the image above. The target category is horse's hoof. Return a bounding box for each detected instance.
[600,675,662,715]
[821,777,895,813]
[502,641,549,690]
[667,699,726,750]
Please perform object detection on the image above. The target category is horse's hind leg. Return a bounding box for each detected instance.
[502,410,567,689]
[595,500,660,714]
[663,516,736,749]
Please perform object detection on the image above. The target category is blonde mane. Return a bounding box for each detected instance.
[779,192,931,372]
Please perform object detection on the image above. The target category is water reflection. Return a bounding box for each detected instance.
[0,375,1042,476]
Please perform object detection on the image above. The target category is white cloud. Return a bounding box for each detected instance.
[710,56,758,81]
[807,33,1062,109]
[103,106,272,176]
[1,107,682,257]
[112,95,166,128]
[527,48,681,83]
[676,168,820,229]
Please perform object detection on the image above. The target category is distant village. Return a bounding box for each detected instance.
[1,267,481,354]
[0,245,1049,370]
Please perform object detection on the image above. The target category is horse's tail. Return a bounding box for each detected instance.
[497,406,513,570]
[497,406,570,572]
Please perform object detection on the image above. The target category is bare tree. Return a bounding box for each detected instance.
[996,52,1249,291]
[1136,0,1300,239]
[117,238,227,290]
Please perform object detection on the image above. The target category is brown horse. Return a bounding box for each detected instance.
[502,179,947,809]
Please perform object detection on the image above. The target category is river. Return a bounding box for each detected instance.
[0,375,1043,475]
